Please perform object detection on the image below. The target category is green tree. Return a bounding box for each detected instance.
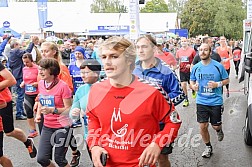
[213,0,245,39]
[140,0,168,13]
[167,0,187,15]
[90,0,127,13]
[180,0,245,39]
[166,0,177,13]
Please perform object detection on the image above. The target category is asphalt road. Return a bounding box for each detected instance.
[4,61,252,167]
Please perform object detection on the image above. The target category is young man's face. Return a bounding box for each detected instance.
[199,44,211,60]
[207,38,214,47]
[100,48,130,80]
[70,42,77,51]
[136,38,155,61]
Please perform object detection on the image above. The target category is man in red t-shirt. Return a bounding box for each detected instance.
[87,36,181,167]
[176,37,196,107]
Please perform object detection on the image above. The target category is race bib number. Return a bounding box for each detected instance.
[39,95,55,107]
[74,80,84,90]
[181,56,189,62]
[200,85,214,96]
[25,84,37,93]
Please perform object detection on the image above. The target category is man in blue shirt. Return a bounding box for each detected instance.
[133,34,185,167]
[69,38,80,64]
[190,43,229,158]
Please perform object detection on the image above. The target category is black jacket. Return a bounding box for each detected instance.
[9,42,34,79]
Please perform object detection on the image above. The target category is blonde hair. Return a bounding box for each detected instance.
[41,41,63,65]
[98,36,136,71]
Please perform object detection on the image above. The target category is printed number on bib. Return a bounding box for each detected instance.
[25,84,37,93]
[39,95,55,107]
[200,85,214,96]
[234,55,239,59]
[181,56,189,62]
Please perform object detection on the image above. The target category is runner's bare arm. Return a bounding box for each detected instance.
[0,68,16,90]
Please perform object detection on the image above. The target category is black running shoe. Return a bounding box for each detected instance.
[70,150,81,167]
[26,138,37,158]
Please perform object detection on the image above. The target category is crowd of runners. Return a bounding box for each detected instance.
[0,33,242,167]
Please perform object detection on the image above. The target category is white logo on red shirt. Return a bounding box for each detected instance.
[111,108,128,137]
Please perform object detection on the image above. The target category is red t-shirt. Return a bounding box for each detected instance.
[0,63,12,103]
[176,47,196,73]
[86,78,181,167]
[233,49,241,61]
[155,52,177,67]
[0,93,5,132]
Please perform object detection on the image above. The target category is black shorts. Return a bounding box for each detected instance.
[0,131,3,157]
[159,124,173,155]
[196,104,223,126]
[179,71,190,83]
[0,102,14,133]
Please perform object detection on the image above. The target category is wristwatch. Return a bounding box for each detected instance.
[52,108,58,115]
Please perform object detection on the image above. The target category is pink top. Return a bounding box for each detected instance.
[38,80,72,128]
[23,64,39,95]
[233,49,241,61]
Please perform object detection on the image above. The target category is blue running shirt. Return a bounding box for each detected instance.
[190,59,228,106]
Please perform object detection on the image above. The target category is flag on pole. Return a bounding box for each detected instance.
[37,0,48,29]
[0,0,8,7]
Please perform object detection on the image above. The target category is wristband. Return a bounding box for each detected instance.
[52,108,58,115]
[217,81,223,87]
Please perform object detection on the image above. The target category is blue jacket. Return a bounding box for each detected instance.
[133,58,185,106]
[0,37,11,56]
[9,42,34,79]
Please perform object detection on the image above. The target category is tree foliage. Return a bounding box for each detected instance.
[180,0,246,39]
[167,0,187,15]
[90,0,127,13]
[140,0,168,13]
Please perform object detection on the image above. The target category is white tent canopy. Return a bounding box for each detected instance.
[0,1,177,34]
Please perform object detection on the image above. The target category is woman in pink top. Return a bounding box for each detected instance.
[20,53,39,138]
[35,58,72,167]
[232,41,242,78]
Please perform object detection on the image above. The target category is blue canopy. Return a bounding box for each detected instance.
[0,27,21,38]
